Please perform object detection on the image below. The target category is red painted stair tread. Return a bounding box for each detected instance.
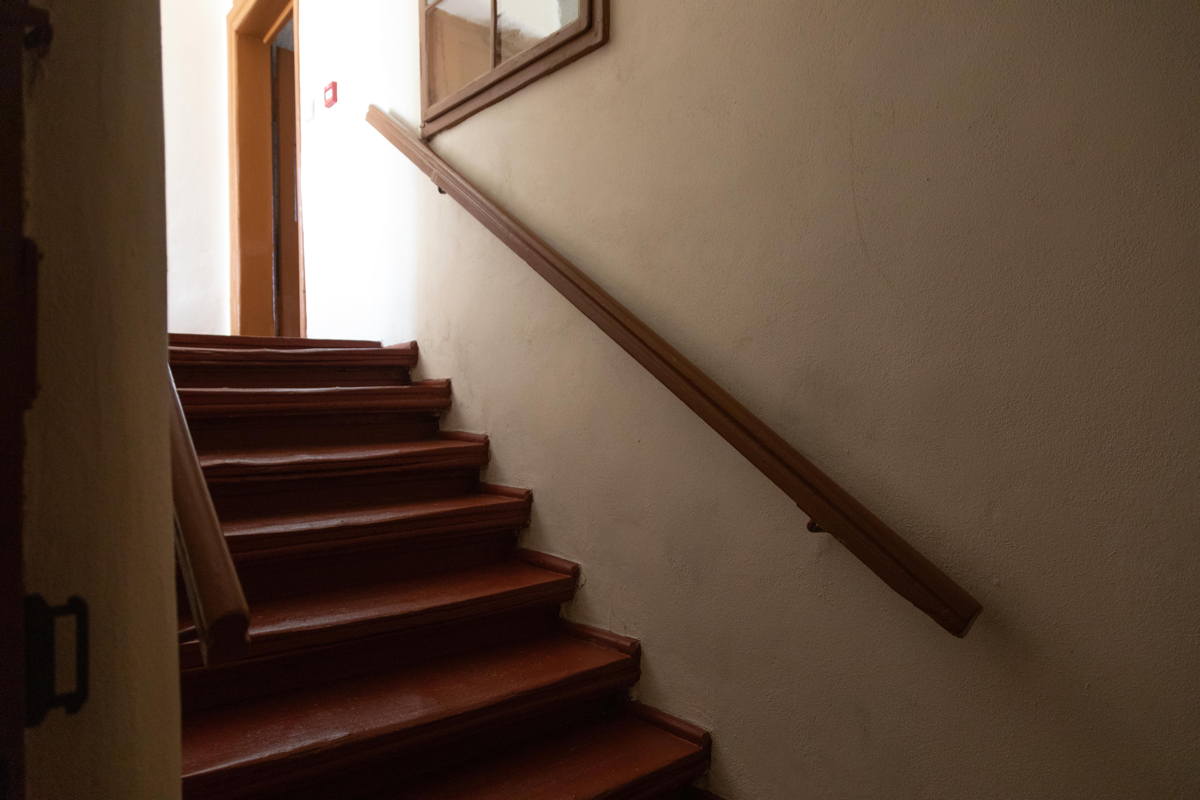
[253,560,569,634]
[222,492,528,540]
[169,333,381,349]
[396,712,707,800]
[198,439,486,477]
[178,559,575,663]
[178,382,452,416]
[169,345,416,365]
[183,632,637,785]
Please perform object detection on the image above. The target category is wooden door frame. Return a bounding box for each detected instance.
[1,4,47,797]
[0,8,25,796]
[228,0,305,336]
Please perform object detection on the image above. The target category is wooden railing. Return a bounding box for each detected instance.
[170,372,249,664]
[366,106,982,636]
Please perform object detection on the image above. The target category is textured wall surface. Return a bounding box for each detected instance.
[161,0,233,335]
[301,2,1200,797]
[23,0,179,797]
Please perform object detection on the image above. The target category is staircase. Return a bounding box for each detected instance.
[170,333,712,800]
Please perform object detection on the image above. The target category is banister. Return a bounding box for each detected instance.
[169,371,249,664]
[366,105,982,636]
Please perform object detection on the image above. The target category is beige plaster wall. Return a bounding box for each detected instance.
[304,1,1200,797]
[22,0,179,797]
[161,0,234,334]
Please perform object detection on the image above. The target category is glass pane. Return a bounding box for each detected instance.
[497,0,582,63]
[426,0,494,104]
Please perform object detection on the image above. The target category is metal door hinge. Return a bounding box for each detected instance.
[24,594,88,727]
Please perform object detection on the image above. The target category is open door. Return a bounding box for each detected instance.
[228,0,304,336]
[272,23,302,337]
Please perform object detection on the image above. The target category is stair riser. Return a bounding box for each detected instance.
[172,363,412,389]
[229,525,520,568]
[182,608,562,714]
[211,470,483,521]
[225,497,530,562]
[234,537,523,600]
[190,413,441,453]
[675,789,727,800]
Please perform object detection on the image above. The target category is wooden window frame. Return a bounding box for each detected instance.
[419,0,609,139]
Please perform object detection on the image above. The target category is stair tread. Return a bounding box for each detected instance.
[180,559,574,661]
[199,439,486,477]
[170,345,416,365]
[396,711,707,800]
[223,492,528,539]
[170,333,382,349]
[181,383,444,399]
[183,631,637,783]
[179,382,451,416]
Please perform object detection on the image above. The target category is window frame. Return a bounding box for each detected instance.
[419,0,609,138]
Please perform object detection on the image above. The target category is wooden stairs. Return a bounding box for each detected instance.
[171,333,713,800]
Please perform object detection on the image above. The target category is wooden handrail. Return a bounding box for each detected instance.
[366,105,982,636]
[169,372,249,664]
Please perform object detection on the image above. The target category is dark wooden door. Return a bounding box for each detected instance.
[0,4,42,799]
[273,41,302,337]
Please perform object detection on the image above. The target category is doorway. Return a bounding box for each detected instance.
[228,0,304,336]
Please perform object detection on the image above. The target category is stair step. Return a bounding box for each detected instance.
[221,489,531,559]
[170,343,418,388]
[182,629,641,799]
[182,608,564,715]
[170,345,415,365]
[178,381,451,417]
[394,705,710,800]
[202,438,490,517]
[171,331,715,796]
[188,409,443,453]
[170,333,381,350]
[199,437,487,481]
[179,556,576,667]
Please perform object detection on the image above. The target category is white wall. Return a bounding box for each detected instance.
[296,0,422,343]
[161,0,233,334]
[301,3,1200,798]
[23,0,179,796]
